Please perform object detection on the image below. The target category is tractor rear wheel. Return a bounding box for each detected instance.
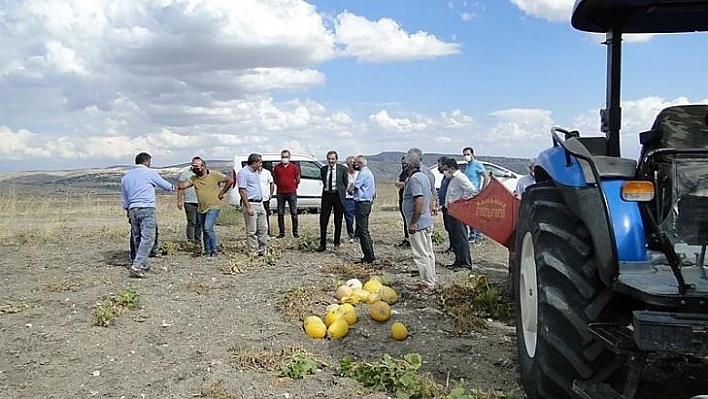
[513,183,627,398]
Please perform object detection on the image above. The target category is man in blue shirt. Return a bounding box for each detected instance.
[402,152,436,291]
[348,155,376,263]
[238,153,268,256]
[463,146,490,242]
[121,152,175,278]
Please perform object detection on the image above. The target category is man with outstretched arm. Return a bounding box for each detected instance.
[121,152,175,278]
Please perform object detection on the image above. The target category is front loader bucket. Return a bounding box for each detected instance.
[447,177,520,249]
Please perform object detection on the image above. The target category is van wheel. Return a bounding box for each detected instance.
[513,183,627,398]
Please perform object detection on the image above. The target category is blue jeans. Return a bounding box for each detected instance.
[344,198,356,238]
[198,208,220,255]
[130,224,158,260]
[129,207,157,270]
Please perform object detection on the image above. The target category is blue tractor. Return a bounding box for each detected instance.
[513,1,708,398]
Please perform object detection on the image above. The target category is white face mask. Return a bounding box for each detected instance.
[464,155,473,162]
[281,157,290,164]
[443,171,452,178]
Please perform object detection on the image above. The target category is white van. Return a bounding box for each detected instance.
[230,153,325,213]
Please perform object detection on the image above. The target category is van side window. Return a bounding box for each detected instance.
[298,161,321,179]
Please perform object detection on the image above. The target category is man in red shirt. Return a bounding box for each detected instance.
[272,149,300,238]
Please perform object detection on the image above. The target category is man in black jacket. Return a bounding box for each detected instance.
[317,150,349,252]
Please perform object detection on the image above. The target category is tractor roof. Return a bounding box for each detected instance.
[572,0,708,33]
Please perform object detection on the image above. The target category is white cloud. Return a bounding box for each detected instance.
[369,110,429,133]
[573,96,708,159]
[45,40,88,76]
[0,0,468,171]
[236,68,326,93]
[508,0,571,22]
[480,108,555,156]
[2,0,700,172]
[3,96,707,169]
[334,12,461,62]
[509,0,656,43]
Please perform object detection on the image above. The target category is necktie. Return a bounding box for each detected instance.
[327,167,333,191]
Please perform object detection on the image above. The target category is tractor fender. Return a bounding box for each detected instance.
[534,147,647,285]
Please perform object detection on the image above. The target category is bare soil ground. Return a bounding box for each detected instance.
[0,186,706,399]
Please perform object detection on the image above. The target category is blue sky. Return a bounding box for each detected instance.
[0,0,706,171]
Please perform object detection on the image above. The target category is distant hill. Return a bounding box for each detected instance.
[0,153,527,194]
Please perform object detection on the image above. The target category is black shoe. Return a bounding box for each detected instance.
[395,239,410,247]
[356,257,375,264]
[293,234,299,238]
[315,246,326,252]
[446,263,465,270]
[277,234,285,239]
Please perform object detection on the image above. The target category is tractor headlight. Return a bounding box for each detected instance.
[621,181,655,202]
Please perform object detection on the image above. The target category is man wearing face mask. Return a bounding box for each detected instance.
[316,150,348,252]
[437,156,454,253]
[462,146,490,242]
[272,149,300,238]
[177,157,233,258]
[443,157,476,270]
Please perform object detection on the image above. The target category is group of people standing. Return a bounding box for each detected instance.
[121,147,531,286]
[120,150,378,278]
[315,152,376,264]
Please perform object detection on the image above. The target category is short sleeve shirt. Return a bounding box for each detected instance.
[237,166,262,201]
[464,160,486,191]
[402,172,433,230]
[190,171,226,213]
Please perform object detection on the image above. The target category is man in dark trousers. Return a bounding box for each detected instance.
[272,149,300,238]
[316,150,348,252]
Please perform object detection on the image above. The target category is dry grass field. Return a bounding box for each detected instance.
[0,182,706,398]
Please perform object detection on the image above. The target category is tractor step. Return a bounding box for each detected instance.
[634,310,708,352]
[587,323,637,352]
[572,380,624,399]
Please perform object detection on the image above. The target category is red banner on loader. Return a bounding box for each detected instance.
[447,177,520,249]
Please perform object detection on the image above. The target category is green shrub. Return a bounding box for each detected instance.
[92,288,140,327]
[280,350,321,379]
[432,231,446,246]
[338,353,444,398]
[216,206,242,226]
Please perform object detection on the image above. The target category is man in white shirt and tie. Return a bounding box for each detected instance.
[317,150,348,252]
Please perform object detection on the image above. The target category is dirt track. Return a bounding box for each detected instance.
[0,189,706,398]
